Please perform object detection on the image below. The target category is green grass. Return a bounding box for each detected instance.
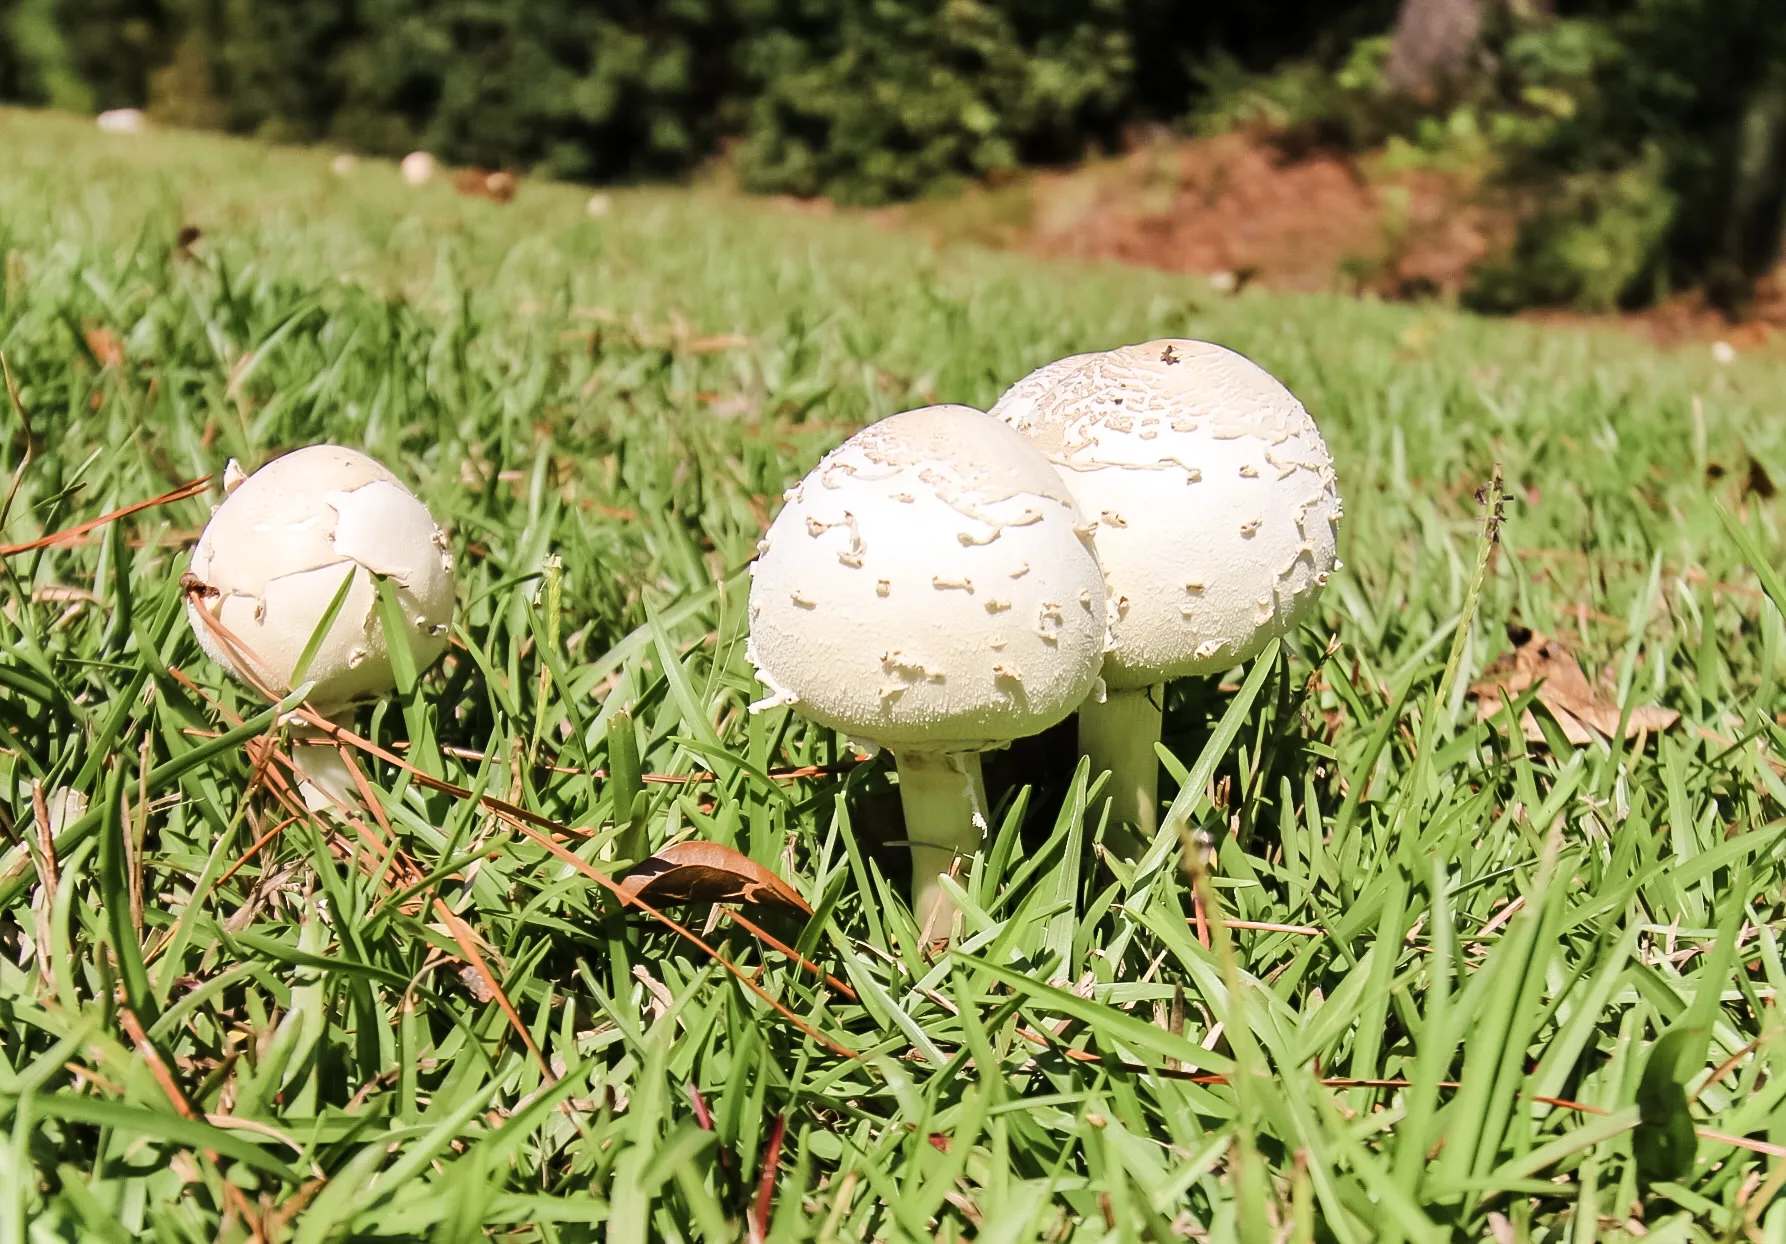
[1,106,1784,1241]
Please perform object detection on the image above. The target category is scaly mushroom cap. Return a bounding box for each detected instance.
[747,405,1108,750]
[986,352,1096,428]
[994,339,1341,688]
[185,444,456,714]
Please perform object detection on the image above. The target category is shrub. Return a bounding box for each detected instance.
[1465,147,1676,312]
[731,0,1133,205]
[2,0,1783,311]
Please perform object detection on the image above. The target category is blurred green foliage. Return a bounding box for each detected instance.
[1,0,1783,309]
[731,0,1133,205]
[0,0,1376,193]
[1191,1,1786,312]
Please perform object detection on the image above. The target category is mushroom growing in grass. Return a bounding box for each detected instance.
[747,405,1108,939]
[991,339,1342,850]
[184,444,456,809]
[400,151,437,187]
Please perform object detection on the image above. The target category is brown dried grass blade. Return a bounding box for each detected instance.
[1,475,211,558]
[433,898,555,1083]
[183,593,857,1059]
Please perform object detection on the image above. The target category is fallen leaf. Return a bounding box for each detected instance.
[1470,626,1679,745]
[618,840,812,914]
[84,327,125,368]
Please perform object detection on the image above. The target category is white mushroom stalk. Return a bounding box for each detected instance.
[992,339,1342,851]
[184,444,457,810]
[746,405,1108,939]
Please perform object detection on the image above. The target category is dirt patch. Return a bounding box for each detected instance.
[1023,131,1511,301]
[791,128,1786,357]
[1518,279,1786,355]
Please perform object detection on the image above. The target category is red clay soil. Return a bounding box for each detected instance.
[1025,130,1511,301]
[1520,279,1786,353]
[826,128,1786,356]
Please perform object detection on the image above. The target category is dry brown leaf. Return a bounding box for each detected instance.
[618,841,812,914]
[1470,626,1679,745]
[84,327,125,368]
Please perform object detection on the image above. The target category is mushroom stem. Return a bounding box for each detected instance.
[895,750,989,941]
[289,722,362,813]
[1077,686,1163,856]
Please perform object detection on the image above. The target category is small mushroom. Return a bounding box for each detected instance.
[95,109,147,135]
[400,151,437,187]
[184,444,456,807]
[747,405,1107,939]
[991,339,1342,850]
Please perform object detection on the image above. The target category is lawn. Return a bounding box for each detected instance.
[0,107,1783,1242]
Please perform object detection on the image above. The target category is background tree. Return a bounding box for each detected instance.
[1383,0,1485,102]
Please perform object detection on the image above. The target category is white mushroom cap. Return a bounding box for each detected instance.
[96,109,147,135]
[992,339,1341,689]
[400,151,437,186]
[747,405,1108,751]
[984,351,1096,428]
[185,444,456,714]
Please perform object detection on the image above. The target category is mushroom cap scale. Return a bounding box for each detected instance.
[995,339,1341,688]
[747,405,1107,751]
[986,351,1097,430]
[185,444,456,714]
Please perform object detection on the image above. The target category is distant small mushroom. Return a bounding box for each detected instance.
[96,108,147,135]
[992,339,1342,850]
[747,405,1108,938]
[400,151,437,187]
[185,445,456,808]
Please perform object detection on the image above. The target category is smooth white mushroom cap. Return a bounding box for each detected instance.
[96,109,147,135]
[995,339,1341,689]
[400,152,436,186]
[185,444,456,714]
[747,405,1108,751]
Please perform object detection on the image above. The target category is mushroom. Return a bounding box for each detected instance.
[981,351,1096,427]
[96,108,147,135]
[991,339,1342,849]
[746,405,1108,938]
[400,151,437,187]
[185,444,456,808]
